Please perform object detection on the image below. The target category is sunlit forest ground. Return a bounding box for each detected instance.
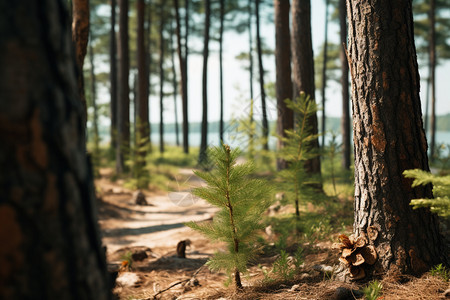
[92,145,449,299]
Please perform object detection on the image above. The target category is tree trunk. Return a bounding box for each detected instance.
[219,0,225,144]
[320,0,329,148]
[117,0,130,173]
[274,0,293,170]
[291,0,321,177]
[347,0,448,277]
[159,3,165,154]
[110,0,118,156]
[248,0,254,103]
[0,1,111,298]
[146,3,153,153]
[174,0,189,153]
[339,0,350,170]
[136,0,149,164]
[72,0,90,126]
[429,0,436,160]
[89,31,100,176]
[256,0,269,151]
[170,19,180,147]
[199,0,211,165]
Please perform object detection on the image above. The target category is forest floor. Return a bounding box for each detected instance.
[95,167,449,300]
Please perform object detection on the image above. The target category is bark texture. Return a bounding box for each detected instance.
[72,0,89,125]
[291,0,321,176]
[274,0,293,170]
[0,1,110,298]
[339,0,351,170]
[347,0,447,276]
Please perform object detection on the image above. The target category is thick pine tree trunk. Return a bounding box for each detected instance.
[0,1,111,298]
[110,0,118,155]
[256,0,269,151]
[136,0,149,163]
[72,0,90,126]
[117,0,130,173]
[347,0,447,277]
[199,0,211,165]
[291,0,321,177]
[274,0,293,170]
[339,0,350,170]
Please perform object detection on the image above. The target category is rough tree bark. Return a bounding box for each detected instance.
[174,0,189,153]
[0,1,111,298]
[117,0,130,173]
[291,0,322,177]
[199,0,211,165]
[72,0,90,125]
[340,0,350,170]
[256,0,269,151]
[136,0,149,163]
[347,0,448,277]
[110,0,118,154]
[274,0,293,170]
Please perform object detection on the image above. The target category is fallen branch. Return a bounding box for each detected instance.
[139,264,206,300]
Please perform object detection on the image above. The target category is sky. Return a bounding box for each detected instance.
[142,2,450,125]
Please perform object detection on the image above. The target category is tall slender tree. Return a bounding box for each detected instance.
[174,0,189,153]
[320,0,329,148]
[72,0,90,125]
[274,0,293,170]
[159,2,165,154]
[110,0,118,154]
[339,0,350,170]
[256,0,269,151]
[248,0,254,104]
[89,31,100,172]
[219,0,225,144]
[347,0,447,278]
[199,0,211,165]
[429,0,436,160]
[170,19,181,147]
[291,0,322,178]
[136,0,150,163]
[117,0,130,173]
[0,1,111,297]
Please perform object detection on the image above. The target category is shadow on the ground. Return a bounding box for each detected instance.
[102,222,186,237]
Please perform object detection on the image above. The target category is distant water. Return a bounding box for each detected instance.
[151,130,450,150]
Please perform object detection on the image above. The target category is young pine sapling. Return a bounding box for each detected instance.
[278,92,321,219]
[186,144,273,289]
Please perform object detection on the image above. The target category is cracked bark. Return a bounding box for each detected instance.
[347,0,448,277]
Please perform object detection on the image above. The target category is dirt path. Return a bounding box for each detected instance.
[96,168,228,299]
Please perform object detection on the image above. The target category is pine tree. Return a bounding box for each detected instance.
[186,144,273,289]
[278,92,321,219]
[403,169,450,218]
